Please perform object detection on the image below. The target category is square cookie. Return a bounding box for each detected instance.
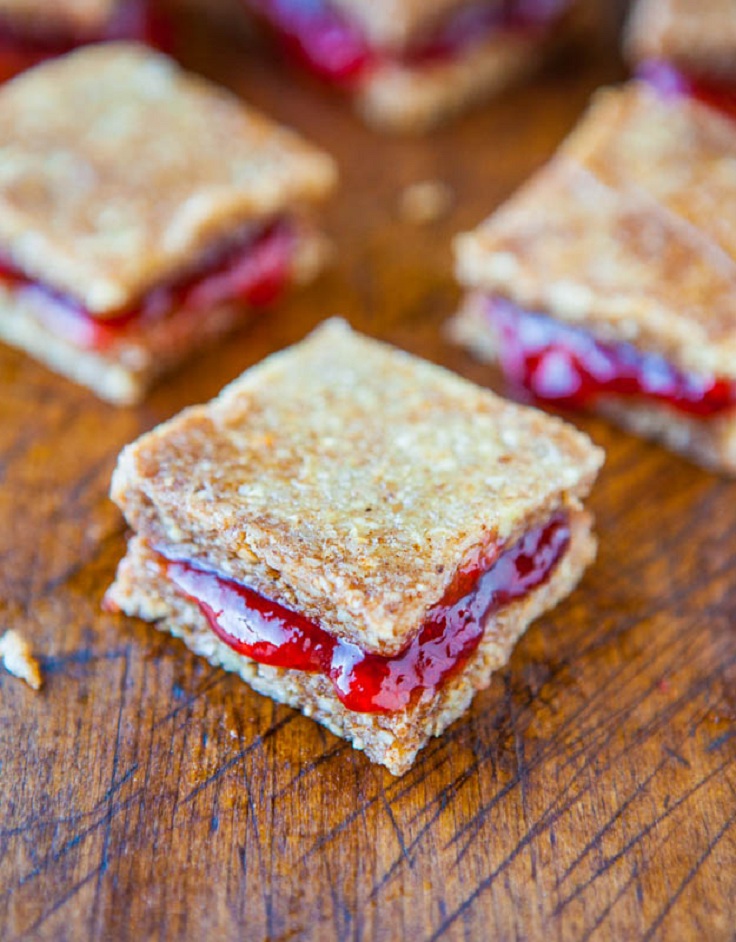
[106,319,603,775]
[245,0,588,132]
[0,43,336,403]
[453,79,736,473]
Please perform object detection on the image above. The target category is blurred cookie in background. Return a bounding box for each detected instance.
[0,0,170,81]
[238,0,598,133]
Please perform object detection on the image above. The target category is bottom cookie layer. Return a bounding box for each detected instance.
[354,7,590,133]
[355,31,543,133]
[106,511,595,775]
[0,228,328,405]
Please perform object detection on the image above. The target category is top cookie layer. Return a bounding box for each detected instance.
[0,43,337,314]
[626,0,736,81]
[111,319,603,655]
[456,82,736,379]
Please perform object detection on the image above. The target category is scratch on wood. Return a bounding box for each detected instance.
[178,712,296,806]
[706,729,736,753]
[3,792,141,901]
[663,745,691,768]
[40,647,130,676]
[381,792,413,871]
[641,810,736,942]
[554,755,735,917]
[15,865,103,941]
[89,646,132,932]
[556,757,669,887]
[152,670,229,729]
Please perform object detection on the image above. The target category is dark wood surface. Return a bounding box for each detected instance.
[1,7,735,941]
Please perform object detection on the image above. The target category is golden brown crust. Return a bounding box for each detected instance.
[455,83,736,381]
[0,225,329,404]
[110,319,603,654]
[562,84,736,268]
[625,0,736,81]
[0,43,337,315]
[0,0,117,37]
[106,511,596,775]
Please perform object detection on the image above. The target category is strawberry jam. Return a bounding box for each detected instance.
[0,219,296,351]
[163,513,570,714]
[640,60,736,124]
[247,0,571,85]
[0,1,168,82]
[486,297,736,417]
[248,0,373,82]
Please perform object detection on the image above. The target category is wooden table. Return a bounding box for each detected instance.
[1,7,734,940]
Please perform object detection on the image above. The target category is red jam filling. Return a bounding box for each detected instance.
[0,1,169,83]
[485,297,736,417]
[162,513,570,714]
[0,219,296,351]
[640,60,736,124]
[247,0,571,85]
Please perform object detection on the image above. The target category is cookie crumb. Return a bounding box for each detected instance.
[0,630,42,691]
[398,180,453,225]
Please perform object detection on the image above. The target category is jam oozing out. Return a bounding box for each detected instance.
[164,513,570,714]
[0,1,169,83]
[247,0,571,84]
[486,297,736,417]
[0,219,296,351]
[640,60,736,124]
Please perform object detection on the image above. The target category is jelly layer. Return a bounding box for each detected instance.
[0,218,296,351]
[485,297,736,417]
[163,512,570,714]
[640,60,736,124]
[248,0,571,84]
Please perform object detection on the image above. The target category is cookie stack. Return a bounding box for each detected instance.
[3,0,734,775]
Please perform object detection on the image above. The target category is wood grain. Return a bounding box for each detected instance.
[1,7,735,941]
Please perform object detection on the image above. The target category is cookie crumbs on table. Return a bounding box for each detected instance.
[398,180,454,225]
[0,629,42,691]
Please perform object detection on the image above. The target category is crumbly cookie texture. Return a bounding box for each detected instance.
[0,43,336,315]
[0,0,118,36]
[0,629,42,691]
[107,512,596,776]
[110,318,603,655]
[454,82,736,381]
[625,0,736,81]
[0,224,329,405]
